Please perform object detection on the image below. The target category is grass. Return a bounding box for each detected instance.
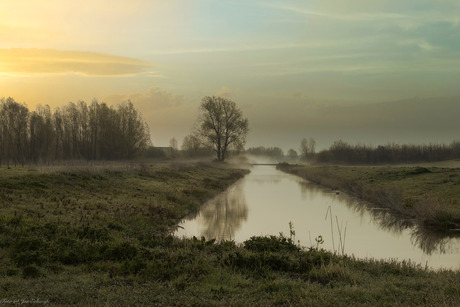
[0,162,459,306]
[278,163,460,232]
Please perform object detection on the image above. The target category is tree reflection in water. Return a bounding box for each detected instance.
[198,183,248,241]
[178,166,459,269]
[299,181,460,255]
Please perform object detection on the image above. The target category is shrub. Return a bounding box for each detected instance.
[22,264,41,278]
[243,236,300,253]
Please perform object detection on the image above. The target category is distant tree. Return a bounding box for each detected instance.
[301,137,316,159]
[194,96,249,161]
[308,137,316,155]
[169,137,178,158]
[0,97,29,166]
[270,147,284,159]
[245,146,284,160]
[117,100,151,159]
[181,134,214,158]
[36,105,56,162]
[181,134,200,157]
[28,110,45,163]
[0,97,151,163]
[301,138,308,157]
[287,148,298,158]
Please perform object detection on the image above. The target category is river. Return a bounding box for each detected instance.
[175,165,460,270]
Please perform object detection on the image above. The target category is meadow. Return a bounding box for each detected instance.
[0,162,459,306]
[278,163,460,232]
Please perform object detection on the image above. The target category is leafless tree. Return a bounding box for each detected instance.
[169,137,178,159]
[0,97,150,163]
[181,134,213,158]
[0,97,29,166]
[301,137,316,159]
[194,96,249,161]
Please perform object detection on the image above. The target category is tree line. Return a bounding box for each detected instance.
[246,146,285,159]
[0,97,150,165]
[315,140,460,164]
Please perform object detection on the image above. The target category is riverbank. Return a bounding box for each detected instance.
[277,163,460,232]
[1,162,459,305]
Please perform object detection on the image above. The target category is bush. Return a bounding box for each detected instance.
[243,236,299,253]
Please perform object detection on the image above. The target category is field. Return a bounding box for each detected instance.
[278,163,460,232]
[0,162,459,306]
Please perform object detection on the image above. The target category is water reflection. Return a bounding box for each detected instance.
[177,183,248,241]
[410,227,460,255]
[317,182,459,256]
[200,184,248,240]
[176,165,460,270]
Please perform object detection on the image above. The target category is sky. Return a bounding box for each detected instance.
[1,0,460,151]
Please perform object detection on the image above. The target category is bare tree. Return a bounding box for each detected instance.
[169,137,178,159]
[0,98,29,166]
[181,134,200,154]
[301,137,316,160]
[308,137,316,155]
[287,148,298,158]
[300,138,308,157]
[36,105,56,163]
[194,96,249,161]
[181,134,213,158]
[118,100,151,159]
[1,97,150,163]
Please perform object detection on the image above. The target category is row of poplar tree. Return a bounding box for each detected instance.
[0,97,151,166]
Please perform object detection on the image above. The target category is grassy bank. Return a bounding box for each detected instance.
[278,163,460,232]
[1,163,459,306]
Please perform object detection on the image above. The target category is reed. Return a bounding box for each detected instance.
[325,206,348,255]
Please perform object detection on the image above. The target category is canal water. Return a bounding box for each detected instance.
[175,165,460,270]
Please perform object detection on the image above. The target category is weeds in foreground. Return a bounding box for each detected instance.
[325,206,348,256]
[1,164,459,305]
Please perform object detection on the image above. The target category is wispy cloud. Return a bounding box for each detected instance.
[149,40,347,55]
[257,58,460,77]
[259,1,460,31]
[104,87,183,111]
[0,49,154,76]
[399,39,441,52]
[261,2,410,22]
[216,86,233,98]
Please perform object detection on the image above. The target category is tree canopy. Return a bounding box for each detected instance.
[0,97,150,165]
[194,96,249,161]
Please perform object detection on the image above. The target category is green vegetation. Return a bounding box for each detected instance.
[1,163,459,306]
[278,163,460,232]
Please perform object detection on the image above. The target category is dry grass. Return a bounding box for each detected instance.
[0,162,459,305]
[278,164,460,232]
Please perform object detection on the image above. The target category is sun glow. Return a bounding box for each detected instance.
[0,49,152,77]
[1,0,460,148]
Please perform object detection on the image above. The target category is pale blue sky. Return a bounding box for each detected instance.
[1,0,460,150]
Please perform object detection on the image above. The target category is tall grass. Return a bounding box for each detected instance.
[278,164,460,232]
[325,206,348,255]
[1,162,459,305]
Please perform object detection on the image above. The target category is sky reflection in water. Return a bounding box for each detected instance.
[176,166,460,270]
